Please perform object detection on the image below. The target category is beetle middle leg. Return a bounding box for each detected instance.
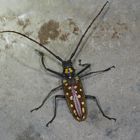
[30,85,62,112]
[80,65,115,78]
[46,95,65,127]
[86,95,116,121]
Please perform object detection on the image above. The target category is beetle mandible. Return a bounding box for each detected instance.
[0,1,116,127]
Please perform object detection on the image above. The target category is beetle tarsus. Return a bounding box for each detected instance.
[102,114,117,122]
[30,107,40,112]
[35,49,44,56]
[46,120,53,127]
[104,65,115,71]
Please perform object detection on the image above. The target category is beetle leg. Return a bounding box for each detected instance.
[76,59,91,76]
[78,59,90,67]
[80,66,115,78]
[86,95,116,121]
[46,95,65,127]
[35,50,63,77]
[30,85,62,112]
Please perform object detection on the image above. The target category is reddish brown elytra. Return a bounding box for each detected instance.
[63,78,87,121]
[0,1,116,127]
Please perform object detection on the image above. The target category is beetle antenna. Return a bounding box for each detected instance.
[0,30,64,62]
[69,1,109,60]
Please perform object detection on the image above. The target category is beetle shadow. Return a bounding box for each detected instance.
[87,101,112,123]
[15,125,43,140]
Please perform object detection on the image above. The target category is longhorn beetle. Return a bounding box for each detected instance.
[0,1,116,127]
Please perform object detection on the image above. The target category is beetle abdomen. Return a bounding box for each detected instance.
[62,76,87,121]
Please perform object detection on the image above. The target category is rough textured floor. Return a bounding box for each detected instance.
[0,0,140,140]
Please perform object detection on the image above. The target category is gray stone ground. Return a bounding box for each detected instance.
[0,0,140,140]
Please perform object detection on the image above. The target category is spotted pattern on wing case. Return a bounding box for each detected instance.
[62,76,87,121]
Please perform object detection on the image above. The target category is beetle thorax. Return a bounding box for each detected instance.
[62,60,75,79]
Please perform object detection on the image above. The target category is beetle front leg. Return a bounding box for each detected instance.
[46,95,65,127]
[76,59,91,76]
[30,85,62,112]
[86,95,116,121]
[35,50,63,77]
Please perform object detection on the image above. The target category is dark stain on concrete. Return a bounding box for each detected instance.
[59,32,70,41]
[68,18,80,35]
[111,22,128,39]
[38,19,80,44]
[38,20,60,44]
[17,18,31,30]
[93,20,128,40]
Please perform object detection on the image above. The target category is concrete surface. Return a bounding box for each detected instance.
[0,0,140,140]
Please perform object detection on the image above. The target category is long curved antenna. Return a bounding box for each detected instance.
[69,1,109,60]
[0,30,63,62]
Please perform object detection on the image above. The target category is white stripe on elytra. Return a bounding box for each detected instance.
[71,85,82,117]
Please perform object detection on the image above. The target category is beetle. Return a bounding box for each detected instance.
[0,1,116,127]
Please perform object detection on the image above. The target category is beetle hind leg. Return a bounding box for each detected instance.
[86,95,116,121]
[46,95,65,127]
[30,85,62,112]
